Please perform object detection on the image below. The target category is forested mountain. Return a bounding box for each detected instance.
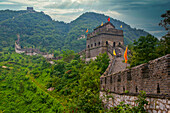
[0,10,149,52]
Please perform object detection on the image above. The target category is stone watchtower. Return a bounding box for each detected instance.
[86,22,124,60]
[27,7,34,12]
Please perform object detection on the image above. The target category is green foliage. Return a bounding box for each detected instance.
[129,11,170,67]
[30,51,109,112]
[129,34,160,67]
[0,51,110,112]
[0,52,63,112]
[95,52,110,74]
[108,91,148,113]
[124,90,129,93]
[159,10,170,31]
[158,10,170,55]
[134,91,148,112]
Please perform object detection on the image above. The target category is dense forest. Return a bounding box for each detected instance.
[0,50,110,112]
[0,9,169,112]
[0,51,150,113]
[0,10,149,53]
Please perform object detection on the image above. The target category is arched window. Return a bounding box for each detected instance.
[105,77,107,84]
[98,42,100,46]
[123,86,125,92]
[91,44,93,47]
[88,45,90,48]
[136,86,138,93]
[95,43,96,46]
[157,83,160,93]
[119,42,121,46]
[106,41,108,45]
[113,42,115,47]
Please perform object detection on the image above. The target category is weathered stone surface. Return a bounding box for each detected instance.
[100,53,170,112]
[158,110,161,113]
[153,110,157,113]
[100,91,170,113]
[159,102,165,110]
[100,54,170,95]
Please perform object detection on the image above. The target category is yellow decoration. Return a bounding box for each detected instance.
[113,49,116,56]
[101,22,103,26]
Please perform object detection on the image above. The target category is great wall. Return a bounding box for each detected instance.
[80,22,170,113]
[15,20,170,112]
[15,34,54,59]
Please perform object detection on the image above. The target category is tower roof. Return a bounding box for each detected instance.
[94,22,115,30]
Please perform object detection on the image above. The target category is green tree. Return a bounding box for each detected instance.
[130,34,159,67]
[158,10,170,55]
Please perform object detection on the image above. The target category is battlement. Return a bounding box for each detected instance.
[100,54,170,96]
[27,7,35,12]
[86,22,124,59]
[15,40,53,59]
[87,29,123,40]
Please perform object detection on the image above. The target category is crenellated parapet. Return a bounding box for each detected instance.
[100,55,170,112]
[100,54,170,96]
[87,28,123,40]
[86,22,124,60]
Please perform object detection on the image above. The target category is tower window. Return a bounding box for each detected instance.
[157,83,160,93]
[91,44,93,47]
[113,42,115,47]
[123,86,125,92]
[105,77,107,84]
[106,41,108,45]
[95,43,96,46]
[98,42,100,46]
[136,86,138,93]
[88,45,90,48]
[119,42,121,45]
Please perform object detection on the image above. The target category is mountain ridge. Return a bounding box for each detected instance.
[0,10,149,52]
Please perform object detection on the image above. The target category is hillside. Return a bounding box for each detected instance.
[0,50,110,112]
[0,10,149,52]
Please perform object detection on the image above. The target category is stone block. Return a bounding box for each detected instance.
[148,110,152,113]
[162,99,167,104]
[168,100,170,105]
[166,104,170,110]
[158,110,161,113]
[153,110,157,113]
[162,111,166,113]
[159,102,165,110]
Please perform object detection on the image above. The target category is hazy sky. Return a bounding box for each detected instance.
[0,0,169,38]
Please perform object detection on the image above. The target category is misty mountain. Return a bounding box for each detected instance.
[0,10,149,52]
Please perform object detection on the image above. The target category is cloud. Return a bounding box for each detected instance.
[0,0,169,38]
[0,2,14,4]
[90,10,122,18]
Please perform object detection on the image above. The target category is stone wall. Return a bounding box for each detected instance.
[100,54,170,113]
[100,91,170,113]
[100,54,170,95]
[86,22,124,59]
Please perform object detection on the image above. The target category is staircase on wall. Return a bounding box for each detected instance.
[107,44,129,74]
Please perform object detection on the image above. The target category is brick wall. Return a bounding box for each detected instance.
[100,54,170,113]
[100,54,170,95]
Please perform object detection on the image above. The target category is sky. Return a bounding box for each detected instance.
[0,0,169,38]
